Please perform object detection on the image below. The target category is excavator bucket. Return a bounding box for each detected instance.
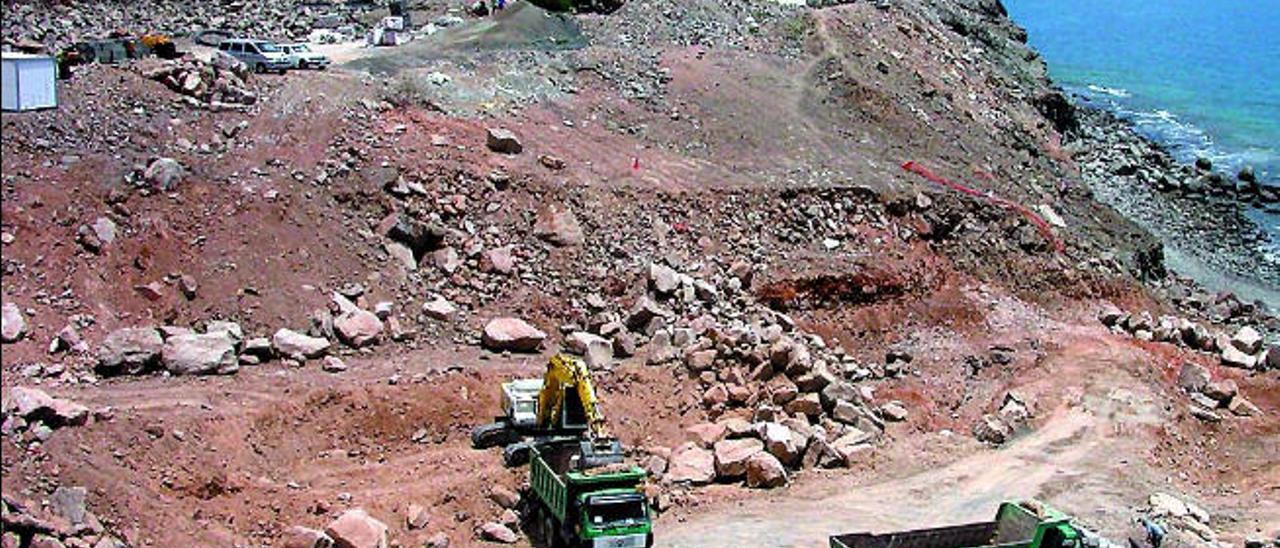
[578,438,624,469]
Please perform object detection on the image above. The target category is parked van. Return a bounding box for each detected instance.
[217,39,292,74]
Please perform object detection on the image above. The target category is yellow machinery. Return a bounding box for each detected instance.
[472,354,624,467]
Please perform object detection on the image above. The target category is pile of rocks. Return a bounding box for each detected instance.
[2,0,349,52]
[142,54,258,107]
[1176,362,1260,422]
[1143,493,1222,545]
[1,487,126,548]
[1099,304,1276,371]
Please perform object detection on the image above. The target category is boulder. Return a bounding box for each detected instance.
[625,296,669,332]
[686,422,728,448]
[820,381,859,412]
[3,387,89,427]
[424,533,450,548]
[758,422,801,466]
[480,246,517,275]
[334,309,384,348]
[422,297,458,321]
[145,157,184,189]
[1220,344,1258,369]
[533,203,583,247]
[1,302,26,343]
[485,128,522,154]
[665,442,715,484]
[713,438,763,478]
[162,332,238,375]
[97,327,164,375]
[1231,326,1263,354]
[1227,395,1261,417]
[1097,304,1125,326]
[830,429,874,466]
[489,486,520,509]
[565,332,612,368]
[272,328,330,359]
[322,356,348,372]
[649,262,680,295]
[481,318,547,353]
[206,321,243,346]
[324,509,387,548]
[1202,380,1237,403]
[382,214,446,258]
[405,504,429,530]
[879,401,908,422]
[973,415,1011,444]
[745,451,787,488]
[1176,362,1210,393]
[783,393,822,418]
[1265,344,1280,370]
[478,521,517,543]
[281,526,334,548]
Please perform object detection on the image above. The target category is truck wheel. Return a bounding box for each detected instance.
[255,63,265,74]
[544,514,563,548]
[471,422,515,449]
[502,442,531,467]
[298,60,309,70]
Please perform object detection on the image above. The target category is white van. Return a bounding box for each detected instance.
[217,39,292,74]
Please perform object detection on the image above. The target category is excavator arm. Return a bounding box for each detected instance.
[535,354,622,468]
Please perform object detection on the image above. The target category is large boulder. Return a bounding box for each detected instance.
[485,128,523,154]
[687,422,728,448]
[1,302,26,343]
[162,332,238,375]
[1220,344,1258,369]
[758,422,801,466]
[533,203,583,247]
[324,509,387,548]
[97,327,164,375]
[478,521,517,543]
[2,387,89,427]
[830,429,874,467]
[334,309,384,348]
[481,318,546,353]
[281,526,334,548]
[1230,326,1263,354]
[713,438,764,479]
[973,415,1011,444]
[745,451,787,488]
[665,442,714,484]
[1176,362,1211,393]
[649,262,680,295]
[564,331,612,368]
[272,328,331,359]
[381,214,446,259]
[144,157,184,190]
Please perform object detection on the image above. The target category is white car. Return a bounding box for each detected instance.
[279,43,331,70]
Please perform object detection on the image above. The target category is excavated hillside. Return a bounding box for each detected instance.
[2,0,1277,547]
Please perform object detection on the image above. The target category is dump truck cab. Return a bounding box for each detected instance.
[579,489,652,546]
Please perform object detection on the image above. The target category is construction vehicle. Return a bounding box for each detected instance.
[527,440,653,548]
[472,354,623,467]
[829,500,1093,548]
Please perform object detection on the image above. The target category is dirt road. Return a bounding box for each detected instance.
[659,335,1274,547]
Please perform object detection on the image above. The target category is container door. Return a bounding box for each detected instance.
[19,59,57,109]
[1,59,17,111]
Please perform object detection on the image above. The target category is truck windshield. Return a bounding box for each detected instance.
[256,42,280,52]
[587,495,647,528]
[516,400,536,415]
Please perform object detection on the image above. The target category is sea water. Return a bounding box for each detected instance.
[1005,0,1280,264]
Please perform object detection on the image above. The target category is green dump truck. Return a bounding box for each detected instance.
[830,500,1086,548]
[528,441,653,548]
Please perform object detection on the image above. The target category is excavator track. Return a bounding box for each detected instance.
[471,421,519,449]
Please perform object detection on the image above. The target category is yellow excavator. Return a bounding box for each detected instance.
[472,354,624,467]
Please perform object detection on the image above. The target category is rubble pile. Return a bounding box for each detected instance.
[1098,304,1277,371]
[1175,362,1261,422]
[142,54,258,107]
[1,490,127,548]
[2,0,354,52]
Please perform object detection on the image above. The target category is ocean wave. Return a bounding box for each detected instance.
[1086,84,1130,98]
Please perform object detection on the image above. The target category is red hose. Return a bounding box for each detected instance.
[901,161,1064,253]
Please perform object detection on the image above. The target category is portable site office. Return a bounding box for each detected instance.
[1,52,58,112]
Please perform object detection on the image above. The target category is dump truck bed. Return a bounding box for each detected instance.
[829,501,1058,548]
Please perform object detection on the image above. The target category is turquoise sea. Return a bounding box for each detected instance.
[1005,0,1280,259]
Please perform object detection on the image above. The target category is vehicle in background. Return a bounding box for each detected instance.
[216,39,291,74]
[279,43,330,70]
